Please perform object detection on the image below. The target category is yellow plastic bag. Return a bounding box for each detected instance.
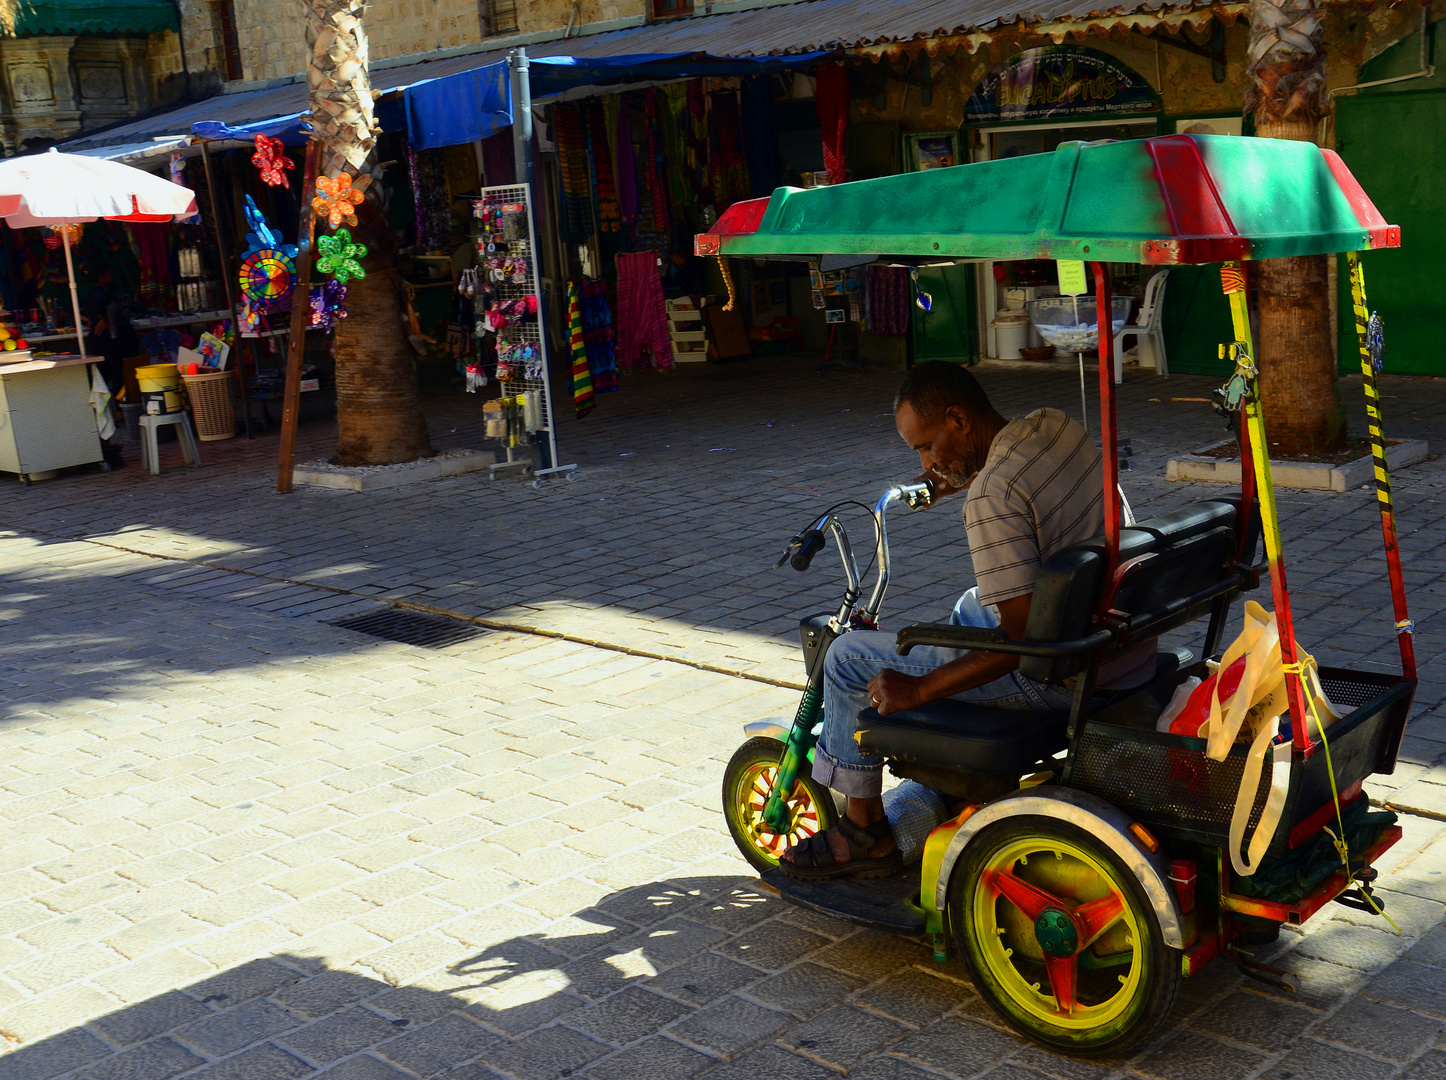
[1199,601,1338,876]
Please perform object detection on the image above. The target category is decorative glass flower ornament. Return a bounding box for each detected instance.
[251,135,295,188]
[312,173,365,229]
[315,228,368,284]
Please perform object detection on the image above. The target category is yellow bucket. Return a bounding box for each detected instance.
[135,363,183,415]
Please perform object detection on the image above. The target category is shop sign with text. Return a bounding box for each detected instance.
[966,47,1159,123]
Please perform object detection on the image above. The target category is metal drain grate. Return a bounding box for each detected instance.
[331,608,486,648]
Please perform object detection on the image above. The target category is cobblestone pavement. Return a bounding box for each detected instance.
[3,359,1446,1079]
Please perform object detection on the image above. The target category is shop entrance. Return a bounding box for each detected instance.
[969,119,1158,362]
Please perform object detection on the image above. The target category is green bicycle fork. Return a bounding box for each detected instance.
[761,683,823,834]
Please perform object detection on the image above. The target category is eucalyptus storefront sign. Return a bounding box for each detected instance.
[965,46,1159,123]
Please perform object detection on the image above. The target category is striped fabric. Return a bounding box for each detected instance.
[568,280,594,419]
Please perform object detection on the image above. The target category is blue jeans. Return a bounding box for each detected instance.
[811,588,1074,799]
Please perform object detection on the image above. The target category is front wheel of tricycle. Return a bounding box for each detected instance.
[722,737,838,874]
[949,816,1181,1057]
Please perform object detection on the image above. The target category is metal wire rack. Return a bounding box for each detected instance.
[476,183,576,486]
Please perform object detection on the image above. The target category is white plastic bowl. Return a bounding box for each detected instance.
[1026,296,1133,351]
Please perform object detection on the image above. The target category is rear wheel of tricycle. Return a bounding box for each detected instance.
[949,816,1180,1056]
[722,737,838,874]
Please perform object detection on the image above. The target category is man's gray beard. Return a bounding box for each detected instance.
[938,468,972,489]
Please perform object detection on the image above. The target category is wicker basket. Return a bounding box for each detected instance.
[181,370,236,442]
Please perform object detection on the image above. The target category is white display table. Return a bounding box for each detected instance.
[0,353,104,482]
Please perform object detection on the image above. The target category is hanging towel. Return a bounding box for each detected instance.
[815,63,850,186]
[615,251,671,371]
[568,280,595,419]
[89,364,116,441]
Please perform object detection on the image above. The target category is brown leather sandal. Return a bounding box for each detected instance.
[778,816,903,880]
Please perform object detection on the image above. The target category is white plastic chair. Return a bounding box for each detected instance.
[1113,269,1170,383]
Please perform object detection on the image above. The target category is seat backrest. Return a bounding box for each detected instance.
[1139,269,1169,327]
[1018,497,1242,683]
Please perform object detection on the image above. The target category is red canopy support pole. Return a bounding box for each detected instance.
[1347,252,1416,680]
[277,139,318,495]
[1221,262,1311,752]
[1090,262,1121,604]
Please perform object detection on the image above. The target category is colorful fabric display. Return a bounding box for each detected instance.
[581,280,618,393]
[567,280,595,419]
[865,265,911,336]
[643,91,670,235]
[615,251,671,372]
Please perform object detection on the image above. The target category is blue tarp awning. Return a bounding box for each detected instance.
[398,51,828,150]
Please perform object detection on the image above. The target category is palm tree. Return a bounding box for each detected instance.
[303,0,432,465]
[1246,0,1344,453]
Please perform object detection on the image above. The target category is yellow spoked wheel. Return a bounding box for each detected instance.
[722,737,838,873]
[949,816,1180,1055]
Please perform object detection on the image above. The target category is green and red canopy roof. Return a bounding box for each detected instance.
[696,135,1399,266]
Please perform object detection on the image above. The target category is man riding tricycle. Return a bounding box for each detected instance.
[700,134,1414,1055]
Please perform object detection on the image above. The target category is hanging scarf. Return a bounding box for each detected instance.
[554,105,592,243]
[581,280,618,393]
[408,147,452,253]
[586,100,622,235]
[660,84,692,216]
[815,63,850,186]
[568,280,595,418]
[643,90,670,235]
[865,265,911,336]
[686,80,712,210]
[615,102,639,228]
[708,90,751,214]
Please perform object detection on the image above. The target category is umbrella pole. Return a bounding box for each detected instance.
[59,221,86,360]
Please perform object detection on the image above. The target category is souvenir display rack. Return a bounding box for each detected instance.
[473,184,575,485]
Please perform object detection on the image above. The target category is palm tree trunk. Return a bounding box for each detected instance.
[1247,0,1345,454]
[303,0,433,465]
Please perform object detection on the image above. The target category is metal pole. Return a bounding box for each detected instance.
[60,221,86,359]
[199,140,251,438]
[510,48,534,189]
[1091,262,1120,609]
[277,139,319,494]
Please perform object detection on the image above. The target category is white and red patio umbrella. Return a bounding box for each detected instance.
[0,149,198,359]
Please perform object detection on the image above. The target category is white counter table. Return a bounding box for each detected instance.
[0,353,104,483]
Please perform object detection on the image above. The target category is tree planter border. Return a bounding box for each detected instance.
[1166,438,1429,492]
[293,449,495,492]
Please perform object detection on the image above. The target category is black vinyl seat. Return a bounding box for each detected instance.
[854,498,1253,781]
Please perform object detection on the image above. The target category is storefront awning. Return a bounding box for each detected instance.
[13,0,178,36]
[399,51,829,150]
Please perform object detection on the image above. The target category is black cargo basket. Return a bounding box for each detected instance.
[1065,667,1414,857]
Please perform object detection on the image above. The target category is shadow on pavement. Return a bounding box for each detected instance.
[0,874,958,1080]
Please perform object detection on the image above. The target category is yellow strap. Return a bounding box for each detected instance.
[1281,659,1400,933]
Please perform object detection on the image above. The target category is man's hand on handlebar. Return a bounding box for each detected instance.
[867,670,926,716]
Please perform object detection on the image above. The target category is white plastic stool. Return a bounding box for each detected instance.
[138,411,202,475]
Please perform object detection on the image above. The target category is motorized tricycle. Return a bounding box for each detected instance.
[704,135,1416,1055]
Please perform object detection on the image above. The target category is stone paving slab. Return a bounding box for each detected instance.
[1,489,1446,1079]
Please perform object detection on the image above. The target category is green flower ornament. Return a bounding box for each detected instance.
[315,229,368,284]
